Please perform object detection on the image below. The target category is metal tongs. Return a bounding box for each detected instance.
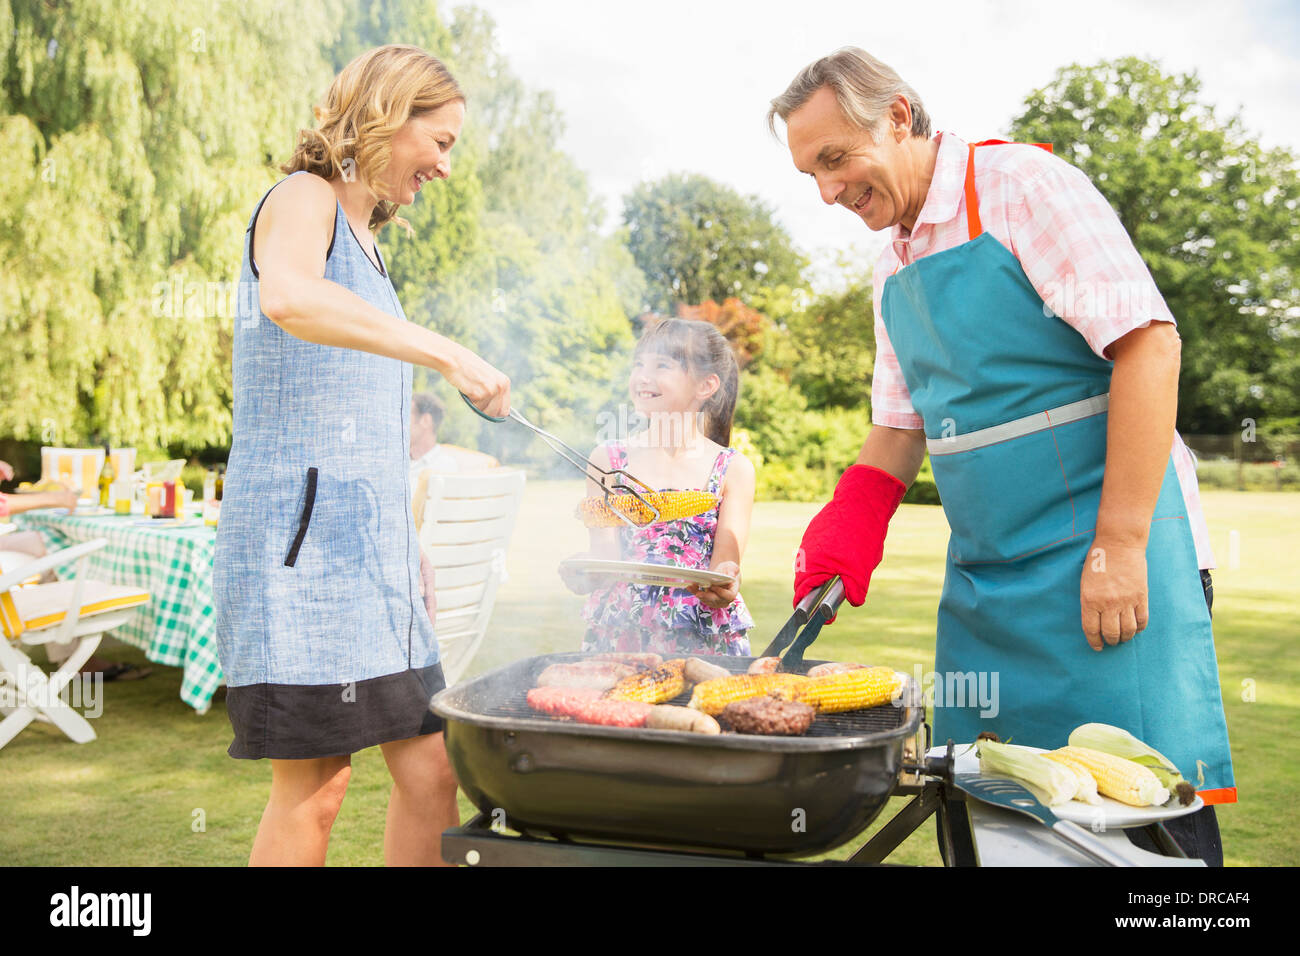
[460,392,663,527]
[760,575,848,667]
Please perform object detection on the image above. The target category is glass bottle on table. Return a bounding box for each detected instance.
[203,468,218,527]
[98,444,116,509]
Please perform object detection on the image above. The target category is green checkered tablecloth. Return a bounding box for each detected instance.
[11,509,224,713]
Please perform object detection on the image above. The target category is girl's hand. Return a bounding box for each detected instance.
[443,341,511,419]
[0,460,14,482]
[689,560,740,609]
[559,552,597,595]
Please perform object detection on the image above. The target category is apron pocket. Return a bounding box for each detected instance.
[284,466,319,567]
[930,429,1079,565]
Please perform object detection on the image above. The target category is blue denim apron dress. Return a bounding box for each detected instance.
[879,143,1234,803]
[214,172,444,759]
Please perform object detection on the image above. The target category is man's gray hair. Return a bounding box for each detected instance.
[767,47,931,142]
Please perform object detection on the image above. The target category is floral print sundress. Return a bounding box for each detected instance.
[581,440,754,656]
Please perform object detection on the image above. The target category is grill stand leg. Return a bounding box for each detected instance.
[848,778,973,865]
[934,789,978,866]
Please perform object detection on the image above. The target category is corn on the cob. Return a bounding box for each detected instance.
[1042,750,1103,806]
[577,490,719,527]
[604,658,688,704]
[977,739,1079,806]
[687,673,810,715]
[1067,722,1196,806]
[784,666,904,714]
[1051,746,1171,807]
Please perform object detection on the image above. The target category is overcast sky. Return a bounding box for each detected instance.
[462,0,1300,291]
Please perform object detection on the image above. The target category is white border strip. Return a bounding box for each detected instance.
[927,394,1110,455]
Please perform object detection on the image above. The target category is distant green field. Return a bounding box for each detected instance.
[0,484,1292,865]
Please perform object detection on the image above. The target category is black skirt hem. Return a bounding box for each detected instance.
[225,662,446,760]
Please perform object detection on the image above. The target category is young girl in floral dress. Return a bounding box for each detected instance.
[562,318,757,656]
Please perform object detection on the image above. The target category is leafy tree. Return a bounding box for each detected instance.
[622,173,807,314]
[328,1,644,464]
[0,0,643,472]
[760,278,875,410]
[675,298,768,368]
[0,0,339,451]
[1009,57,1300,433]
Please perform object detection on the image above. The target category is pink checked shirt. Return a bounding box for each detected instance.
[871,131,1214,569]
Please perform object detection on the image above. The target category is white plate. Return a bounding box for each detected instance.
[931,743,1205,829]
[559,558,734,590]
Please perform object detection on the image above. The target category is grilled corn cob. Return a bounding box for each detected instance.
[687,673,810,716]
[1051,746,1171,807]
[604,658,688,704]
[784,666,904,714]
[577,490,719,527]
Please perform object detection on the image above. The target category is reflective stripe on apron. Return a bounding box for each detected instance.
[880,142,1235,803]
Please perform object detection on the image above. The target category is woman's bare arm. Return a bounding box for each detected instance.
[253,173,510,417]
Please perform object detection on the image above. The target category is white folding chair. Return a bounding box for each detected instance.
[413,469,526,685]
[0,539,150,749]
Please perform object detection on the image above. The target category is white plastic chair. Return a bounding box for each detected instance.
[0,539,150,749]
[413,468,526,685]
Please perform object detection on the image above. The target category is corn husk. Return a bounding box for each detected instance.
[976,739,1079,806]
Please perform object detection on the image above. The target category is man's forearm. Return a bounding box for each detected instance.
[1095,324,1182,547]
[856,424,928,486]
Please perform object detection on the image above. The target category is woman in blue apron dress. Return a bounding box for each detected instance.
[773,51,1234,863]
[213,45,510,866]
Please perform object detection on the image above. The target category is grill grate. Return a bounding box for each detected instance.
[475,654,910,738]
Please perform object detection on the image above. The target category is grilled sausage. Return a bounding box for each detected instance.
[526,686,602,716]
[747,656,783,674]
[536,660,639,692]
[572,698,651,727]
[806,662,868,678]
[526,686,650,727]
[586,652,663,669]
[647,705,722,734]
[683,657,730,684]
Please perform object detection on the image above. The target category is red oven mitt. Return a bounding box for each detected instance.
[793,464,907,622]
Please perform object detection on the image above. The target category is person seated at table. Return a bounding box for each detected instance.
[0,460,77,517]
[0,478,152,681]
[408,392,499,483]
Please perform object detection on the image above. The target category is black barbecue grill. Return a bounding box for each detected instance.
[432,575,1198,867]
[431,651,940,859]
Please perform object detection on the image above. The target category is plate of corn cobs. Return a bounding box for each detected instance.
[558,557,734,589]
[941,723,1207,829]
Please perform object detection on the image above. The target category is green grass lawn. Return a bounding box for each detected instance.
[1,484,1294,866]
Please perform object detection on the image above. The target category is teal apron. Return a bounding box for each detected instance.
[879,142,1234,801]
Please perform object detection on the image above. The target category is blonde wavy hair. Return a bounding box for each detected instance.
[282,44,464,232]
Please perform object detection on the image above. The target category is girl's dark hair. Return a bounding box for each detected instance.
[635,318,740,446]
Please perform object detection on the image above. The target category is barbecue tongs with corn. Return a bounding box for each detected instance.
[460,392,716,528]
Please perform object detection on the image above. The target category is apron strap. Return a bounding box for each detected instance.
[964,139,1055,240]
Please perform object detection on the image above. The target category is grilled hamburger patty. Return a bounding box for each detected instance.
[720,694,816,736]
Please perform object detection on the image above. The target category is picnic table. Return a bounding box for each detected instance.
[10,509,224,713]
